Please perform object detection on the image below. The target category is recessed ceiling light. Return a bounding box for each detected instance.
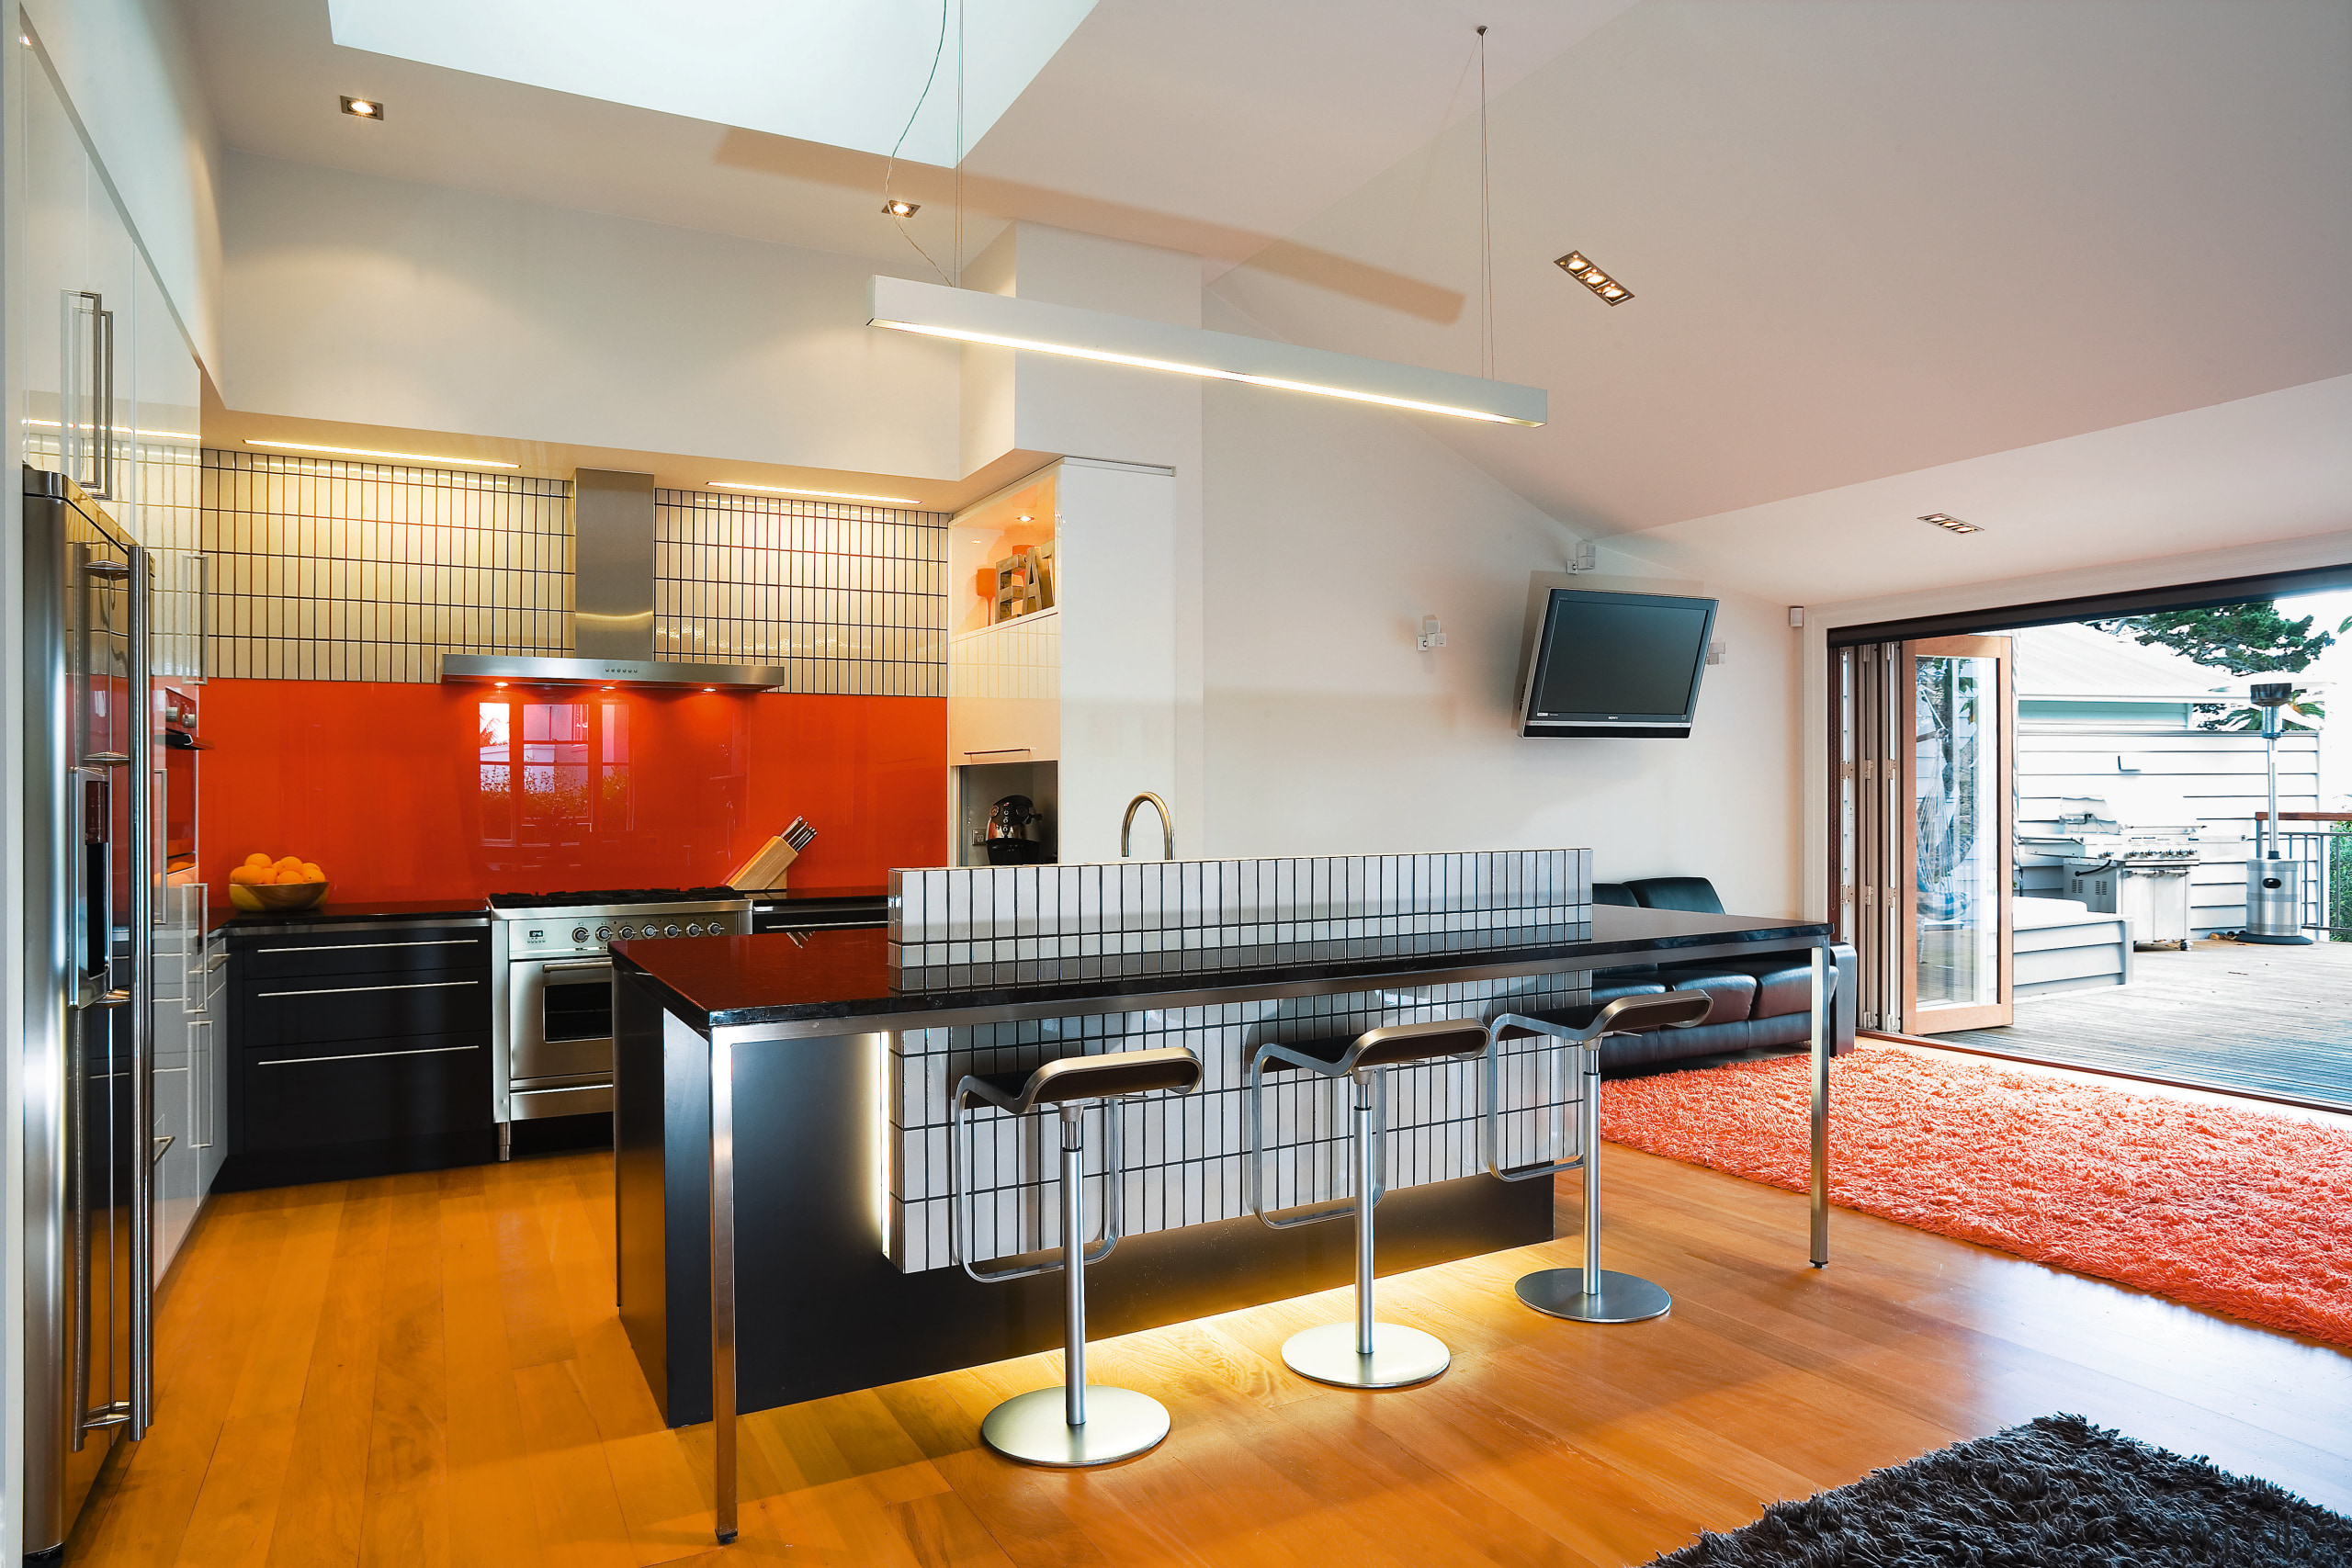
[881,198,919,218]
[1015,514,1034,522]
[340,96,384,120]
[707,480,918,504]
[243,438,517,468]
[1919,513,1983,535]
[1555,251,1634,305]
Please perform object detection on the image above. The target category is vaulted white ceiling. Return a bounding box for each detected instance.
[183,0,1636,271]
[323,0,1100,168]
[179,0,2352,605]
[1210,0,2352,543]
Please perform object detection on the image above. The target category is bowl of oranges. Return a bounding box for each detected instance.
[228,852,330,912]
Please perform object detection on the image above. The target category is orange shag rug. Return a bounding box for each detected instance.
[1600,1044,2352,1349]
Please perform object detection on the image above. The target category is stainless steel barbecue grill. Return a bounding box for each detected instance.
[2021,800,2201,950]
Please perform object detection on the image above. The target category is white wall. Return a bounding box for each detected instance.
[21,0,220,366]
[954,223,1206,860]
[1196,363,1804,917]
[218,152,964,479]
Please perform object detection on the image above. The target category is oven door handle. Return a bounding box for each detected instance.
[540,958,614,975]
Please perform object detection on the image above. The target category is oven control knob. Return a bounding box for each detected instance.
[685,922,703,937]
[572,926,590,943]
[618,925,637,940]
[665,923,683,938]
[594,925,612,942]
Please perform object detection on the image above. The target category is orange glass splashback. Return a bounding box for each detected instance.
[198,681,945,903]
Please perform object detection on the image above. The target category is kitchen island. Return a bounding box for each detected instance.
[610,850,1852,1540]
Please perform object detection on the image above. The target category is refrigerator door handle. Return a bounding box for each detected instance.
[127,544,155,1438]
[67,1000,92,1453]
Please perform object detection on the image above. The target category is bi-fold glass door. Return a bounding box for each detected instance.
[1832,636,2015,1034]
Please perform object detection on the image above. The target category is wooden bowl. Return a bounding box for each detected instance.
[229,881,330,913]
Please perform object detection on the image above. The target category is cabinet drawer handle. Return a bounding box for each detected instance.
[253,939,479,954]
[254,978,481,999]
[257,1043,481,1067]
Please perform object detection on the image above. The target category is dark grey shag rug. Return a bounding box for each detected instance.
[1652,1414,2352,1566]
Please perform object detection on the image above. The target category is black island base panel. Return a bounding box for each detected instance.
[614,975,1549,1426]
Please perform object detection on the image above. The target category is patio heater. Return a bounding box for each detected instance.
[2241,682,2313,945]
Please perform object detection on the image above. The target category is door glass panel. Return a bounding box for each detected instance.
[1914,654,1999,1011]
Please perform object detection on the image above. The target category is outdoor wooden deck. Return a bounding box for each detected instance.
[1936,936,2352,1111]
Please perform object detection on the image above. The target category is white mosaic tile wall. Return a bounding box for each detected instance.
[883,851,1594,1272]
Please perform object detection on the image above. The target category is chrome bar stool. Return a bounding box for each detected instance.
[1487,991,1711,1324]
[1247,1019,1490,1388]
[952,1045,1202,1467]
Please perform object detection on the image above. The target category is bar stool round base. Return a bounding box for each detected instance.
[1281,1321,1450,1389]
[1515,1268,1671,1324]
[980,1386,1170,1468]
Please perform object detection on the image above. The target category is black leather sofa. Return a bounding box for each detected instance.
[1586,877,1840,1069]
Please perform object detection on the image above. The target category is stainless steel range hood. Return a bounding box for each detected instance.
[440,468,793,690]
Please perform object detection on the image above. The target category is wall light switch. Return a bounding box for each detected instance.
[1418,615,1446,651]
[1706,639,1726,666]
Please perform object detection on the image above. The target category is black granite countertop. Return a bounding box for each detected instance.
[612,905,1831,1034]
[211,897,490,933]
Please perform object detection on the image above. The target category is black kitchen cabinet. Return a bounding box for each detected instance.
[217,918,496,1190]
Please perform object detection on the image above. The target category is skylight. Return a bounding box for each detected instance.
[326,0,1098,165]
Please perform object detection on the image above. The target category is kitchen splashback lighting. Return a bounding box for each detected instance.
[868,274,1546,427]
[706,480,920,504]
[243,438,517,468]
[340,96,383,119]
[1920,513,1983,535]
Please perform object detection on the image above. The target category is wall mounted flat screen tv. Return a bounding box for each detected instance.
[1517,588,1718,739]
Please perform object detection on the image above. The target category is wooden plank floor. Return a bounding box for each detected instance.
[1939,935,2352,1109]
[69,1145,2352,1567]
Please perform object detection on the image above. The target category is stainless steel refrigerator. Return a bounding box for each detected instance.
[22,465,156,1561]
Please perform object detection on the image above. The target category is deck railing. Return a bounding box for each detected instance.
[2256,812,2352,939]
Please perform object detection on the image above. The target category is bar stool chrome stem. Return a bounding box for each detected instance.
[1487,991,1710,1324]
[952,1046,1203,1466]
[1248,1019,1489,1388]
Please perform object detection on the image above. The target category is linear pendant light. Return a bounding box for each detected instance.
[867,276,1546,427]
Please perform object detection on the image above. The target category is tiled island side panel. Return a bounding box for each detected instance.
[880,850,1595,1271]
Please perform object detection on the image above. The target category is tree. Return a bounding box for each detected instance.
[2090,601,2334,674]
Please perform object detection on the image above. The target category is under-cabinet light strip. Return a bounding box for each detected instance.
[242,438,519,469]
[24,417,201,441]
[706,481,921,504]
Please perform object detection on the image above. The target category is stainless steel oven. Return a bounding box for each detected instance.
[508,953,618,1120]
[488,889,752,1156]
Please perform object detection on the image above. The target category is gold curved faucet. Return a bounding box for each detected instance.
[1120,792,1174,861]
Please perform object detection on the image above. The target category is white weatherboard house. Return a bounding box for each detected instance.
[2012,623,2321,986]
